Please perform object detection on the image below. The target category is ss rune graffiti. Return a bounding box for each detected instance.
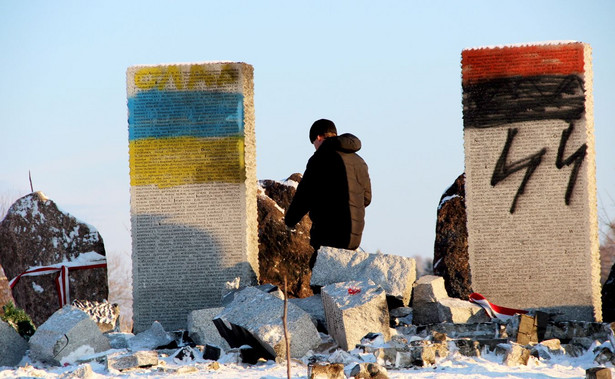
[463,71,588,214]
[491,122,587,214]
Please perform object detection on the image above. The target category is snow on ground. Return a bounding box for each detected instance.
[0,343,609,378]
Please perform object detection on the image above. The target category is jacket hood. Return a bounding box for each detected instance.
[323,133,361,153]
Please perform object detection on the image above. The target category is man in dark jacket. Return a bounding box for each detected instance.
[285,119,372,268]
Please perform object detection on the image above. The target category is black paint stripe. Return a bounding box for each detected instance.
[463,75,585,129]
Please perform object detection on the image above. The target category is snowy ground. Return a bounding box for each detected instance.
[0,342,611,378]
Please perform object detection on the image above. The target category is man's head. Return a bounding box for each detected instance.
[309,119,337,149]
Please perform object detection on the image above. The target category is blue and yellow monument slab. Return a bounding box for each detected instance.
[127,62,258,332]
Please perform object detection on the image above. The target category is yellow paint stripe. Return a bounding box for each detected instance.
[129,136,245,188]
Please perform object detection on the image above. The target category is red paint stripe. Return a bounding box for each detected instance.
[462,43,586,84]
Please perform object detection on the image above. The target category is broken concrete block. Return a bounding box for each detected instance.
[58,363,94,379]
[127,321,173,351]
[412,275,449,304]
[530,338,563,359]
[311,247,416,306]
[213,286,320,360]
[594,346,614,365]
[172,346,197,364]
[290,294,327,332]
[503,343,531,366]
[544,321,612,343]
[106,332,132,349]
[203,344,222,361]
[437,298,490,324]
[477,339,509,353]
[349,362,389,379]
[394,342,447,367]
[426,322,501,340]
[562,342,586,357]
[412,297,489,325]
[106,350,158,371]
[454,339,481,357]
[517,314,539,345]
[321,280,390,351]
[186,307,230,351]
[586,367,613,379]
[307,362,345,379]
[0,319,28,367]
[221,284,282,306]
[29,305,111,366]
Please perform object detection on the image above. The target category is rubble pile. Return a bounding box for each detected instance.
[1,246,614,378]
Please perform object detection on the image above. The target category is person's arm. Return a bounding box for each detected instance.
[285,159,315,227]
[362,163,372,207]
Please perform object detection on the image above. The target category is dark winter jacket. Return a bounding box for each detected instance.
[285,133,371,250]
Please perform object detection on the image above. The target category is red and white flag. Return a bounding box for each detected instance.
[469,292,528,321]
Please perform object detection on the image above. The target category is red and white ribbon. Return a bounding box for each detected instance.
[469,292,528,321]
[9,261,107,308]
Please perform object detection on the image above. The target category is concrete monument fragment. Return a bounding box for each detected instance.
[462,42,601,321]
[29,306,111,366]
[311,247,416,306]
[321,280,390,351]
[127,62,258,332]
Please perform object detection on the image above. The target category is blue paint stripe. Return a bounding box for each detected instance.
[128,90,244,141]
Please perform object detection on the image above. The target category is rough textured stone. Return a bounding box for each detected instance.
[502,343,531,366]
[307,363,345,379]
[290,294,327,332]
[321,280,390,351]
[186,307,230,351]
[349,362,389,378]
[0,265,15,310]
[433,173,473,300]
[127,321,173,351]
[416,322,501,340]
[517,314,539,345]
[530,339,563,360]
[203,344,222,360]
[411,276,489,325]
[257,176,314,299]
[29,306,111,366]
[586,367,613,379]
[0,192,108,326]
[106,332,132,350]
[412,298,489,325]
[214,286,320,360]
[395,342,448,367]
[0,319,28,366]
[106,350,158,371]
[412,275,449,304]
[454,339,481,357]
[312,247,416,306]
[58,364,95,379]
[543,321,612,343]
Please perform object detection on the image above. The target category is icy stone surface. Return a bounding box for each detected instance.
[311,247,416,306]
[29,306,111,365]
[0,320,28,366]
[187,307,230,350]
[127,321,173,351]
[321,280,390,351]
[214,286,320,359]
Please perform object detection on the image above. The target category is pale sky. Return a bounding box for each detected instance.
[1,1,614,260]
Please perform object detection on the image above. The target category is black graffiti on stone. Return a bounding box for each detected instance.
[463,75,585,129]
[491,128,547,214]
[556,122,587,206]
